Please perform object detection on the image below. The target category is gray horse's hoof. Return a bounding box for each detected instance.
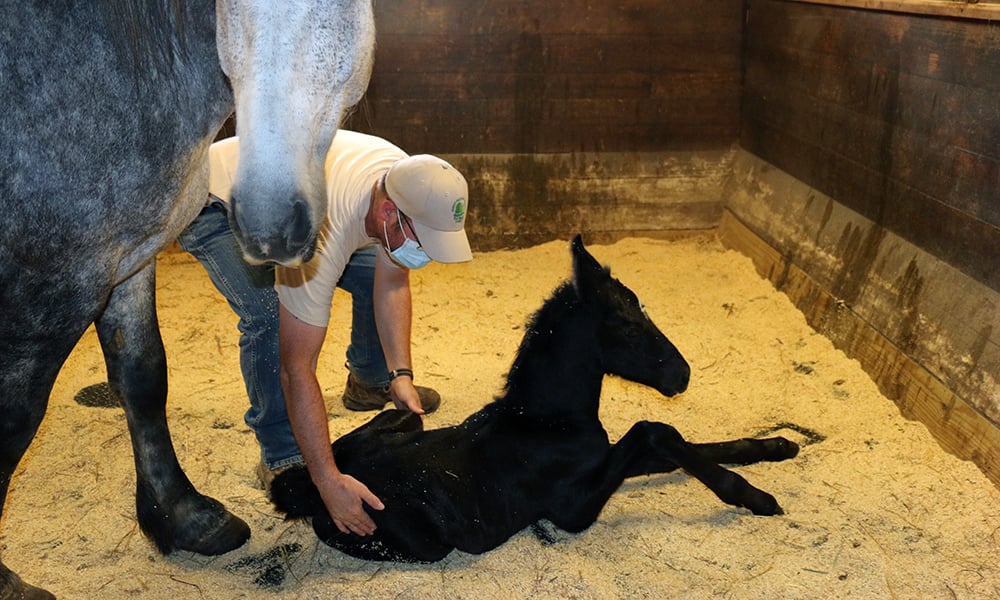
[0,564,56,600]
[178,511,252,556]
[171,495,251,556]
[139,489,250,556]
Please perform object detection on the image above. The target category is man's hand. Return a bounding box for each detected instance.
[279,304,384,535]
[315,471,385,536]
[389,376,425,414]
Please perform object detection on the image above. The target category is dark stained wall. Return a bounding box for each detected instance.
[741,0,1000,292]
[346,0,743,154]
[340,1,746,248]
[732,0,1000,484]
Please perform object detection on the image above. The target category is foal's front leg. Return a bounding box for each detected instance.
[95,262,250,555]
[628,421,795,515]
[617,433,799,479]
[547,421,795,533]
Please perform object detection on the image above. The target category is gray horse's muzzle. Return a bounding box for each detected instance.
[228,193,317,266]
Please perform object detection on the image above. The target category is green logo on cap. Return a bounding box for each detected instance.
[451,198,466,223]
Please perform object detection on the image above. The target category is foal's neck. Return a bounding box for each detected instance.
[501,284,605,421]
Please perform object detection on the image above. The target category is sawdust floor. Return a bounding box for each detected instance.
[4,236,1000,599]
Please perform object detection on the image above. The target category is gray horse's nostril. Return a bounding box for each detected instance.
[226,193,316,264]
[287,196,313,249]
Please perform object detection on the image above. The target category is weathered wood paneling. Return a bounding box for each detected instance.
[722,148,1000,485]
[720,206,1000,488]
[787,0,1000,20]
[446,149,735,250]
[741,0,1000,292]
[345,0,743,153]
[732,0,1000,488]
[213,2,744,245]
[337,0,745,246]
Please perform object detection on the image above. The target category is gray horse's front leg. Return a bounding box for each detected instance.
[95,261,250,556]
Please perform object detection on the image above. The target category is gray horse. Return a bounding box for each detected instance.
[0,1,373,598]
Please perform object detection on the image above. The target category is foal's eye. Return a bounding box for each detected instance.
[612,319,642,338]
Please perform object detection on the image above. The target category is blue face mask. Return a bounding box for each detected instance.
[384,211,431,270]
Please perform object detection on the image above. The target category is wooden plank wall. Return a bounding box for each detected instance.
[733,0,1000,482]
[721,154,1000,486]
[741,0,1000,292]
[342,0,745,248]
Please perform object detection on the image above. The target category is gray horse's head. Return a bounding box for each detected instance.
[216,1,374,265]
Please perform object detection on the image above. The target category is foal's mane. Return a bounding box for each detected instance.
[100,0,192,75]
[502,280,583,396]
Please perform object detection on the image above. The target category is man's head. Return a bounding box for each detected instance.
[384,155,472,263]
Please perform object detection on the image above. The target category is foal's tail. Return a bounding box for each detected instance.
[270,466,324,519]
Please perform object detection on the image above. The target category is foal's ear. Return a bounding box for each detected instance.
[571,234,610,301]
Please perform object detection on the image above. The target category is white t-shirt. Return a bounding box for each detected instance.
[208,130,407,327]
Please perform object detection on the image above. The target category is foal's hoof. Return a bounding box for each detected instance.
[744,488,783,516]
[762,437,800,461]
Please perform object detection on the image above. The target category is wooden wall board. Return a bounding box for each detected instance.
[784,0,1000,21]
[345,0,744,153]
[369,0,741,36]
[217,2,745,257]
[445,149,735,251]
[720,150,1000,487]
[741,0,1000,292]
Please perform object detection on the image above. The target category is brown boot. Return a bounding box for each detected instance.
[341,373,441,414]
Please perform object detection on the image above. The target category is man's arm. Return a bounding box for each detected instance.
[372,251,424,413]
[278,303,384,535]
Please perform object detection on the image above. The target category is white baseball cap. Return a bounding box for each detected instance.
[385,154,472,263]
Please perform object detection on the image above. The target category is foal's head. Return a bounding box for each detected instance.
[571,235,690,397]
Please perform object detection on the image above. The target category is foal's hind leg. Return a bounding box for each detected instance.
[618,435,799,479]
[336,408,424,443]
[95,262,250,555]
[271,409,423,518]
[691,436,799,467]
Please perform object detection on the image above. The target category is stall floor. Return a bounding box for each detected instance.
[6,236,999,599]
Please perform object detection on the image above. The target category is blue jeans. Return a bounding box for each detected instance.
[177,203,388,469]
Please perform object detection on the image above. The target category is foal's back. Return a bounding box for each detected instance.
[314,403,602,562]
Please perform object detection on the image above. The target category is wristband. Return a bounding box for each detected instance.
[389,368,414,382]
